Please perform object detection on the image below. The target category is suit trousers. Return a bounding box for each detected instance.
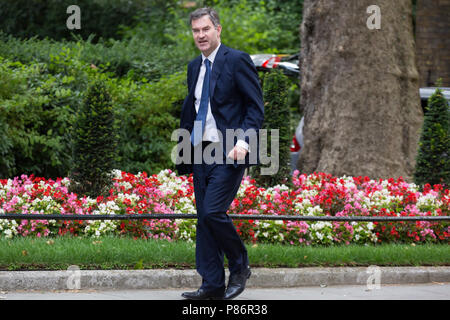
[192,142,249,292]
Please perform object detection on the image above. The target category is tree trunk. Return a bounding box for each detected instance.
[415,0,450,87]
[297,0,423,181]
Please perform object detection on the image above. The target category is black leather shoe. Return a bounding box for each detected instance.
[224,267,251,300]
[181,288,225,300]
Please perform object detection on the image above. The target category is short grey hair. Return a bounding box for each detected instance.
[189,7,221,27]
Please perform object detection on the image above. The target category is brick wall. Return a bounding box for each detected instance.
[415,0,450,87]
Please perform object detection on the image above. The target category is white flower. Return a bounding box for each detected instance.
[416,193,442,211]
[306,206,323,216]
[111,169,123,179]
[311,221,331,231]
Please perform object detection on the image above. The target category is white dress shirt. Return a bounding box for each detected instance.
[195,43,249,151]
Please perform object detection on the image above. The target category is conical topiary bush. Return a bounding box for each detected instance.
[414,87,450,187]
[69,80,118,198]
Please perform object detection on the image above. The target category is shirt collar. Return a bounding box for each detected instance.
[202,42,221,65]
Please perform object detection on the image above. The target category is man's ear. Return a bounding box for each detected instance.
[216,25,222,37]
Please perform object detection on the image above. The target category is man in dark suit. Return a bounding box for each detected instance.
[176,7,264,300]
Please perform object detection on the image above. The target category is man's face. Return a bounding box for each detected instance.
[191,15,221,57]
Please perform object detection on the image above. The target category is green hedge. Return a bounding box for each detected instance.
[0,0,181,42]
[0,0,303,53]
[0,49,186,178]
[0,58,76,177]
[0,32,194,82]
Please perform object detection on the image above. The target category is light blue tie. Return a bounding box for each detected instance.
[191,58,211,146]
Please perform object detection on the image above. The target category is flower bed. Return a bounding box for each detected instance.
[0,170,448,245]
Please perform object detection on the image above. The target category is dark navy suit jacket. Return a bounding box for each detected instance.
[176,44,264,175]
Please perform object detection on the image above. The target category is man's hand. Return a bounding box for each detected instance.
[227,145,248,161]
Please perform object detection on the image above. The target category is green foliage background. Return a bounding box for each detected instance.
[0,0,303,180]
[0,0,177,42]
[0,50,187,178]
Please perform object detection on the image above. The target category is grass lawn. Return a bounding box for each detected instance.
[0,236,448,271]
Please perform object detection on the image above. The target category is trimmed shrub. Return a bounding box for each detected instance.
[0,50,185,178]
[0,112,12,175]
[114,71,186,174]
[0,0,156,41]
[414,87,450,187]
[69,80,118,198]
[251,69,291,188]
[0,32,192,83]
[0,58,76,178]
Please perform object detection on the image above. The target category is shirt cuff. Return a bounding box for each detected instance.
[236,139,250,152]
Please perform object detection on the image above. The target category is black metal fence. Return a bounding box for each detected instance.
[0,213,449,222]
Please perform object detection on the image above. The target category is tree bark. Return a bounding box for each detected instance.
[297,0,423,181]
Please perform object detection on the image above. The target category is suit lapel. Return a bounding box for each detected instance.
[210,44,228,96]
[182,56,201,123]
[190,56,202,90]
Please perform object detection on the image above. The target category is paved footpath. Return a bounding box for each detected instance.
[1,267,449,292]
[2,283,449,300]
